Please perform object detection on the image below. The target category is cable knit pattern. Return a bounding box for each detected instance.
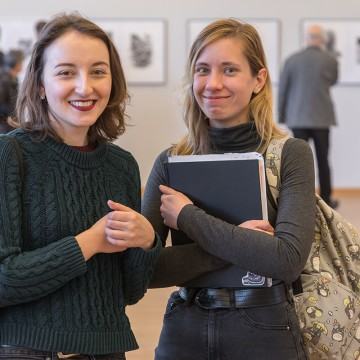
[0,130,161,354]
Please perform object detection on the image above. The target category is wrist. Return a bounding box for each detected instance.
[141,231,156,250]
[177,203,194,230]
[75,229,98,260]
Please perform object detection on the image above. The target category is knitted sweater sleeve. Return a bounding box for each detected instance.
[0,136,87,307]
[120,155,161,304]
[142,151,228,288]
[177,139,316,284]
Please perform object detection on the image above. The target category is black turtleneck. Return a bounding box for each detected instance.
[209,122,261,153]
[143,125,316,288]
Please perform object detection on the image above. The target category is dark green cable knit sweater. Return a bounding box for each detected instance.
[0,129,161,354]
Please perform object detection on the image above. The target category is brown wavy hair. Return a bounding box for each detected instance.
[14,13,128,143]
[172,18,284,155]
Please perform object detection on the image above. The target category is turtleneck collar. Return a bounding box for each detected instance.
[209,121,262,153]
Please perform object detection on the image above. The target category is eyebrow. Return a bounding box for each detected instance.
[221,61,238,66]
[195,61,238,66]
[54,61,110,68]
[194,62,209,67]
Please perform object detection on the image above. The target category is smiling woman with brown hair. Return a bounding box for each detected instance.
[0,13,160,360]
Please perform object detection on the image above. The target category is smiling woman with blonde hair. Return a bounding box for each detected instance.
[143,18,315,360]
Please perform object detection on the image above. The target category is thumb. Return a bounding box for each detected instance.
[159,184,177,195]
[107,200,132,212]
[254,220,273,232]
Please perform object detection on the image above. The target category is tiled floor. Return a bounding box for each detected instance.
[126,190,360,360]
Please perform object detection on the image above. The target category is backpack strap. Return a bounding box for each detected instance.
[265,136,290,205]
[265,136,303,294]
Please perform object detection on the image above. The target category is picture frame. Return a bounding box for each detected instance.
[93,18,167,85]
[187,18,281,83]
[301,19,360,85]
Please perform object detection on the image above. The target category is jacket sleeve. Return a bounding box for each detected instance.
[142,150,228,288]
[277,59,291,124]
[329,56,338,86]
[0,137,88,307]
[177,139,316,284]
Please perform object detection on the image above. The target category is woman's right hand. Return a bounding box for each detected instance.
[238,220,274,236]
[105,200,155,250]
[75,214,128,261]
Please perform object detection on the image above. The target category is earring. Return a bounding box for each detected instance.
[40,94,45,100]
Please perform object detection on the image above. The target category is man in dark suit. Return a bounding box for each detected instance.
[278,24,338,208]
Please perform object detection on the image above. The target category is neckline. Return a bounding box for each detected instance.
[44,136,107,169]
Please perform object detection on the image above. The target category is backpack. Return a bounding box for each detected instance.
[265,136,360,360]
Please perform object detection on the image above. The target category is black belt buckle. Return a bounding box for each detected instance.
[194,288,232,309]
[194,288,213,309]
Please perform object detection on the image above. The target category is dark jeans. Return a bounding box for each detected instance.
[0,346,126,360]
[292,128,332,204]
[155,291,308,360]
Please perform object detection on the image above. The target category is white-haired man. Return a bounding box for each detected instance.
[278,24,338,208]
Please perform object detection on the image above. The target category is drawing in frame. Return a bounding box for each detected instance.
[301,19,360,85]
[187,18,281,83]
[93,18,167,85]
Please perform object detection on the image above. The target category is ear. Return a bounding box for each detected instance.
[253,68,267,94]
[39,86,46,100]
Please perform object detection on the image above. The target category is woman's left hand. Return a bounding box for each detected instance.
[238,220,274,236]
[105,200,155,250]
[159,185,193,230]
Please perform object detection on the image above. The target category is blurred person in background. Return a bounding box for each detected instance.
[0,49,24,133]
[0,50,4,68]
[278,24,338,209]
[18,19,47,84]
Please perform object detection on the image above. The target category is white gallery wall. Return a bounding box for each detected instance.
[1,0,359,188]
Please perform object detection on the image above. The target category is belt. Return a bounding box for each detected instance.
[0,346,81,359]
[57,353,81,359]
[179,284,289,309]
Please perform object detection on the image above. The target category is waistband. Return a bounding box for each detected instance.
[0,345,125,359]
[178,283,290,309]
[0,346,80,359]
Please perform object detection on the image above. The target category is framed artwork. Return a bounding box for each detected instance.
[0,18,39,55]
[187,18,281,83]
[93,18,167,85]
[302,19,360,85]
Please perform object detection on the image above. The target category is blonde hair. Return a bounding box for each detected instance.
[172,18,284,155]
